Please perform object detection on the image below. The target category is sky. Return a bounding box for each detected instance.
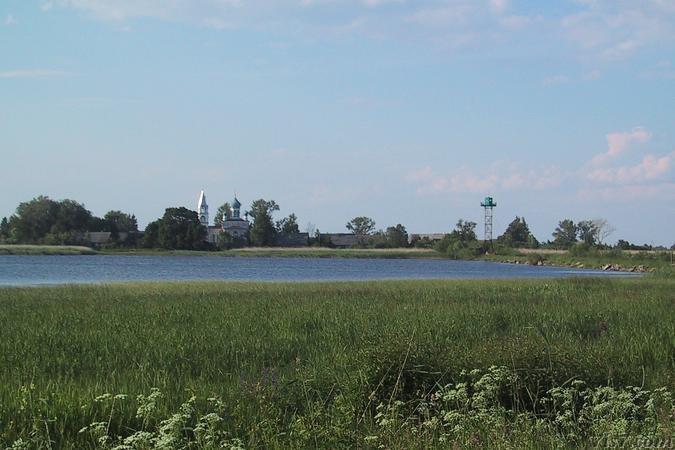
[1,0,674,245]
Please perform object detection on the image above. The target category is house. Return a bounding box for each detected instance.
[276,232,310,247]
[408,233,446,244]
[322,233,360,249]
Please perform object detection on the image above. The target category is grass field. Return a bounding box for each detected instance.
[0,245,97,255]
[0,278,673,448]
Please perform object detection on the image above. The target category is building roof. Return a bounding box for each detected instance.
[198,190,207,210]
[232,197,241,208]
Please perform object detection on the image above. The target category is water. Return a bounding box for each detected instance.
[0,255,638,286]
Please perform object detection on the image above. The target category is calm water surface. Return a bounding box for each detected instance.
[0,255,637,286]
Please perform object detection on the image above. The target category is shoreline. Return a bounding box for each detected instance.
[1,244,671,274]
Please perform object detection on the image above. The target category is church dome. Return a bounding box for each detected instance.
[233,197,242,208]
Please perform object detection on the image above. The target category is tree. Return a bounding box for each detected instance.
[385,224,409,248]
[51,199,94,235]
[142,221,160,248]
[552,219,578,249]
[499,216,538,248]
[452,219,477,242]
[214,203,232,228]
[216,231,247,250]
[591,218,615,246]
[11,196,59,243]
[346,216,376,245]
[103,210,138,233]
[248,199,279,246]
[9,196,97,244]
[0,217,9,240]
[276,213,300,234]
[435,219,480,258]
[143,207,206,250]
[577,220,597,246]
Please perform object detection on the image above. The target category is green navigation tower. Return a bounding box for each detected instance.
[480,196,497,248]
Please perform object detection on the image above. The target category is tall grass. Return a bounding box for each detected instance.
[0,245,97,255]
[0,278,672,448]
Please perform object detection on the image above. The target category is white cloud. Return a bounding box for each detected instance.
[583,69,602,80]
[579,126,675,201]
[0,69,72,79]
[406,162,563,196]
[561,0,675,60]
[590,127,651,165]
[488,0,509,15]
[542,74,569,86]
[49,0,671,62]
[498,14,536,30]
[587,152,674,184]
[406,126,673,204]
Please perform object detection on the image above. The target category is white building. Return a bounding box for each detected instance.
[221,197,249,239]
[197,191,250,244]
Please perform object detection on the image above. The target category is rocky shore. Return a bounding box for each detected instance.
[499,259,653,273]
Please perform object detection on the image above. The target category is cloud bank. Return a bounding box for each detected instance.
[406,126,675,202]
[50,0,675,60]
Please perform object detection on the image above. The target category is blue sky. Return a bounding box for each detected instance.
[1,0,674,245]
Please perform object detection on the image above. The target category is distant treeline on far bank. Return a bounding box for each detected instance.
[1,196,673,258]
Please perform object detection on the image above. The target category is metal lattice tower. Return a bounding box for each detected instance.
[480,196,497,247]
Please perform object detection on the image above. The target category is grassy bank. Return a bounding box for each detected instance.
[0,278,673,448]
[0,244,97,255]
[483,249,674,273]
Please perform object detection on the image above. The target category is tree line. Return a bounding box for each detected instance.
[1,196,671,252]
[0,196,138,246]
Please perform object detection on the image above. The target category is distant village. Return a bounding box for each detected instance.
[0,191,441,251]
[188,190,441,249]
[1,191,671,253]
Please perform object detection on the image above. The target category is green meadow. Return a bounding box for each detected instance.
[0,278,673,448]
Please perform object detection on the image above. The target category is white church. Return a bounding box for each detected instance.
[197,190,250,244]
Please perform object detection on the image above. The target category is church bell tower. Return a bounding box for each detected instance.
[197,190,209,226]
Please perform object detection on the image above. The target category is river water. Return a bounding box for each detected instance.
[0,255,637,286]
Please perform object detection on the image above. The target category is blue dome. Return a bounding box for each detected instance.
[232,197,242,208]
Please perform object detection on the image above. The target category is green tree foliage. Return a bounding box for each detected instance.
[142,221,160,248]
[216,231,247,250]
[435,219,482,259]
[385,224,409,248]
[346,216,376,245]
[577,220,598,246]
[103,211,138,233]
[248,199,279,247]
[453,219,477,242]
[0,217,9,241]
[11,196,59,243]
[143,207,206,250]
[499,216,539,248]
[9,196,97,244]
[368,224,410,248]
[552,219,578,249]
[52,199,93,235]
[276,213,300,234]
[214,203,232,228]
